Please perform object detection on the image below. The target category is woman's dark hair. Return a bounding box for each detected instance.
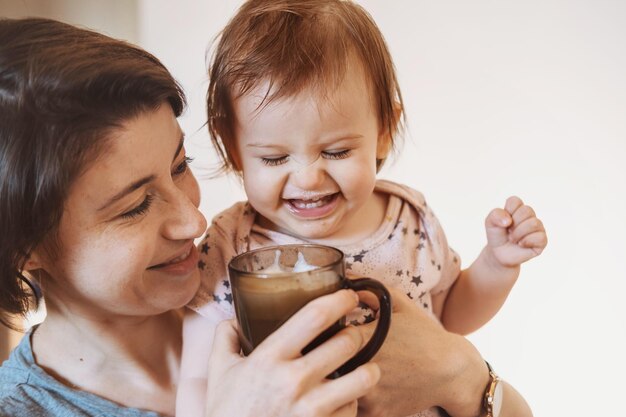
[0,18,186,329]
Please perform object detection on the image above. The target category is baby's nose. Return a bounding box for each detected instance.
[291,157,326,190]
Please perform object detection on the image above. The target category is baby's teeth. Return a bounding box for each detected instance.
[294,199,325,209]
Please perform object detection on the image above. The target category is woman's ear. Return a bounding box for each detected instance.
[20,251,45,273]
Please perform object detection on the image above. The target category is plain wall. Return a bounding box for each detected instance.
[2,1,625,415]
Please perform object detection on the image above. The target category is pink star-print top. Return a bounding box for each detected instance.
[189,180,460,417]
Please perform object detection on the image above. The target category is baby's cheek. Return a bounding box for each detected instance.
[343,166,377,198]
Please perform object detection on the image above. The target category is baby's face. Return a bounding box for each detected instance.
[233,65,388,242]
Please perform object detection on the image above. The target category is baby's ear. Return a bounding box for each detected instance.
[376,101,403,159]
[376,134,392,160]
[227,145,243,173]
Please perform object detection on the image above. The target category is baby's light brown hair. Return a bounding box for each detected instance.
[207,0,405,174]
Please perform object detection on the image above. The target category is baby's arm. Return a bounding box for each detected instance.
[438,196,547,334]
[177,308,224,417]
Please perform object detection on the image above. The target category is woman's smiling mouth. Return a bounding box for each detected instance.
[148,243,199,275]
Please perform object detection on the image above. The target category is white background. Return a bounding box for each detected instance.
[2,1,625,415]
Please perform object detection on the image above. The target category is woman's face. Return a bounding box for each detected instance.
[33,104,207,319]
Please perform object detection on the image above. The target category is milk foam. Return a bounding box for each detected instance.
[261,249,317,275]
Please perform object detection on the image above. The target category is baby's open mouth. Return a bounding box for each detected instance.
[288,193,338,209]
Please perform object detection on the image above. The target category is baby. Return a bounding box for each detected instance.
[178,1,547,416]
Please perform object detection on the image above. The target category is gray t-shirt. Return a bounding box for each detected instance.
[0,330,163,417]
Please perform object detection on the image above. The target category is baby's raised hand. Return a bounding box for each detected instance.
[484,196,547,268]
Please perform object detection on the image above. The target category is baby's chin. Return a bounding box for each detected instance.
[288,223,356,246]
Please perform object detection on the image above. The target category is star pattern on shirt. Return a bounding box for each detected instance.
[352,250,367,263]
[224,293,233,304]
[199,186,455,329]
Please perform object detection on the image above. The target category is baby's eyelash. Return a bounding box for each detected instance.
[322,149,351,160]
[121,195,154,219]
[173,156,194,176]
[261,156,289,166]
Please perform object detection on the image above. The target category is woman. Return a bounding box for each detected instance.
[0,17,378,417]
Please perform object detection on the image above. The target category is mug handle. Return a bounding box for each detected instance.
[331,277,392,378]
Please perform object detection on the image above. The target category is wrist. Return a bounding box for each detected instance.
[437,334,488,417]
[480,246,520,275]
[482,361,504,417]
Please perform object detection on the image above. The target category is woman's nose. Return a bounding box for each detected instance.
[162,184,207,241]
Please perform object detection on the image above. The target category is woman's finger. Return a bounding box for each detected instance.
[330,400,358,417]
[255,289,360,359]
[297,325,365,378]
[305,362,380,416]
[208,320,242,370]
[357,289,380,311]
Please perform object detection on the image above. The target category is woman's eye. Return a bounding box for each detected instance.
[173,156,193,176]
[121,195,154,219]
[322,149,351,160]
[261,155,289,166]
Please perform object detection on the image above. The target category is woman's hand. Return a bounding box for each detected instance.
[205,289,381,417]
[356,287,489,417]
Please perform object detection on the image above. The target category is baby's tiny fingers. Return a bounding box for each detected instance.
[511,204,537,226]
[504,196,524,215]
[485,207,512,228]
[508,217,545,243]
[519,231,548,254]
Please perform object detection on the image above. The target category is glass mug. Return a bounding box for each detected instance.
[228,244,391,378]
